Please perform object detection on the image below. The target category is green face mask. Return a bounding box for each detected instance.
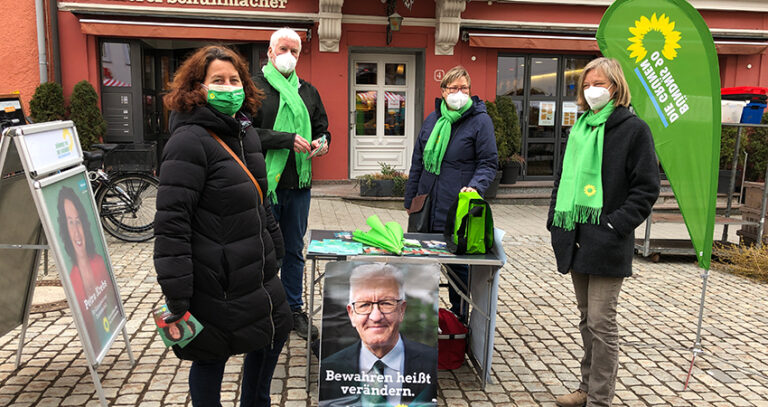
[205,84,245,116]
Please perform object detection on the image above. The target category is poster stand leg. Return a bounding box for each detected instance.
[15,319,28,369]
[14,233,46,368]
[684,267,709,390]
[122,326,136,366]
[87,362,109,407]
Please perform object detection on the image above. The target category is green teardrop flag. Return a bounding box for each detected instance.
[597,0,720,269]
[353,215,404,255]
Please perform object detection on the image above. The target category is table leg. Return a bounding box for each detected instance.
[467,264,499,390]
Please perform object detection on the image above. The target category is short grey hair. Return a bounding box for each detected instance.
[270,28,302,53]
[348,263,405,305]
[440,65,471,89]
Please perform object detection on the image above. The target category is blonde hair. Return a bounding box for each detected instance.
[440,66,471,89]
[576,57,631,111]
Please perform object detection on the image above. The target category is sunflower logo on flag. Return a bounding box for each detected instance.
[627,13,682,63]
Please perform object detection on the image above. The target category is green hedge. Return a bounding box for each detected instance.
[69,80,107,152]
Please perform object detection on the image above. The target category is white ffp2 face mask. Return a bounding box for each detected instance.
[445,91,470,110]
[273,52,297,74]
[584,86,612,111]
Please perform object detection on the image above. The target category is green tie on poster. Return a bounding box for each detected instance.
[597,0,720,270]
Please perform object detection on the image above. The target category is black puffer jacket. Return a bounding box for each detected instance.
[154,105,292,361]
[547,106,660,277]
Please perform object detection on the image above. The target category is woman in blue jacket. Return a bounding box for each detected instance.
[404,65,497,319]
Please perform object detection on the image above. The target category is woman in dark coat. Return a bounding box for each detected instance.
[404,65,497,319]
[547,57,659,407]
[154,45,292,406]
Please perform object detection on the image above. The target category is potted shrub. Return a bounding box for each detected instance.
[502,153,525,184]
[485,100,504,198]
[357,162,408,197]
[487,97,524,192]
[496,96,523,184]
[29,82,66,123]
[69,80,107,152]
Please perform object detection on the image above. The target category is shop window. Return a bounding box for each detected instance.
[356,63,377,85]
[102,43,132,88]
[355,91,377,135]
[497,56,525,96]
[529,101,556,138]
[530,57,558,96]
[497,53,598,179]
[384,91,405,136]
[385,63,406,86]
[563,57,592,99]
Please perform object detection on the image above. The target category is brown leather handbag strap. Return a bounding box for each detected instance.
[206,129,264,204]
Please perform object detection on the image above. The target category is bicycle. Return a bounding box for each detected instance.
[83,144,159,242]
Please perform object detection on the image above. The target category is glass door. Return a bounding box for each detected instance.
[527,57,559,178]
[498,54,595,180]
[349,54,415,178]
[142,48,183,169]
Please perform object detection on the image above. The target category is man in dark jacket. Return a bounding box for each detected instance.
[253,28,331,341]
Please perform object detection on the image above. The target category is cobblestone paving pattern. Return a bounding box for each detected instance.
[1,200,767,406]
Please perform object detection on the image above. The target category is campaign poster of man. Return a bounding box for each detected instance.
[40,171,123,360]
[319,261,439,407]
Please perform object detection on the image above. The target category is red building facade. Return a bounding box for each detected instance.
[22,0,768,180]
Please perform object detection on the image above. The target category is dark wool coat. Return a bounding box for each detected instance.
[154,105,292,361]
[547,106,660,277]
[404,96,498,233]
[252,70,331,190]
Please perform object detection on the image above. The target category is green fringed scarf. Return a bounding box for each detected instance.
[262,62,312,204]
[553,100,615,231]
[423,98,473,175]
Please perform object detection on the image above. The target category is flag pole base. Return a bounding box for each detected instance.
[684,346,703,390]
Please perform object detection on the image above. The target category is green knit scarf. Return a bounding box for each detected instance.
[553,100,615,231]
[423,98,473,175]
[262,62,312,204]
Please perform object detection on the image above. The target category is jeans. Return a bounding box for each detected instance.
[271,188,311,310]
[188,340,286,407]
[571,271,624,407]
[446,264,469,319]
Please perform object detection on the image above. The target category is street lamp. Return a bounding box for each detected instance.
[389,12,404,32]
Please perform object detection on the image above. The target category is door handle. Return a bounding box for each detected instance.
[349,110,356,131]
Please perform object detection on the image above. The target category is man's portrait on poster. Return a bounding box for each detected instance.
[319,263,438,407]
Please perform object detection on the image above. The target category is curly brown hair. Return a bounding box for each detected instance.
[163,45,263,114]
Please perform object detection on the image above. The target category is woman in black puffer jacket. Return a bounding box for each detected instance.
[154,45,292,406]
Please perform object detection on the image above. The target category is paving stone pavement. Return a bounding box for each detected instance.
[1,199,767,406]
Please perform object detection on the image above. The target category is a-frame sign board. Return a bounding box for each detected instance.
[0,121,134,406]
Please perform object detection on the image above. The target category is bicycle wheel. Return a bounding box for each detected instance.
[96,173,159,242]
